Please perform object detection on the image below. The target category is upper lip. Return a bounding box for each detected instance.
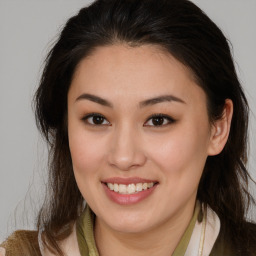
[101,177,158,185]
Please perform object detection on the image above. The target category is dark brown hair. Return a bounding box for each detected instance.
[35,0,255,254]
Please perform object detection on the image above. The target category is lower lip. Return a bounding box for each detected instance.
[102,183,158,205]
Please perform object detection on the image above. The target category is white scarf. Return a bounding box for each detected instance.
[185,204,220,256]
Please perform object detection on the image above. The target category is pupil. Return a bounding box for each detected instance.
[93,116,103,124]
[152,117,164,126]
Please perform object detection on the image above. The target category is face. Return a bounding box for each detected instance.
[68,44,216,234]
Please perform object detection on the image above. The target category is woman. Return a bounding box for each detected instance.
[1,0,255,255]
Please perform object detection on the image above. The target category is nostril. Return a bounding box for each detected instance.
[107,148,147,171]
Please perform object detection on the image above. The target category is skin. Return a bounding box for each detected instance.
[67,44,233,256]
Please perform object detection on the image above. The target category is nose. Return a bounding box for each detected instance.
[107,124,146,171]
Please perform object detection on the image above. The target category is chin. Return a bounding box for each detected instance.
[111,221,152,234]
[102,212,156,234]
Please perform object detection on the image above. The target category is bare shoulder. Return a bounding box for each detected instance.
[0,230,41,256]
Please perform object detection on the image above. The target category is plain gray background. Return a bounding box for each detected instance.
[0,0,256,242]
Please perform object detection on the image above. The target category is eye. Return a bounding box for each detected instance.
[144,114,175,127]
[82,113,110,126]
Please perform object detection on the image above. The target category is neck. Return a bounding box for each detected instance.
[94,201,196,256]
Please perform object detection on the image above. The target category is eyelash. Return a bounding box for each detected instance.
[81,113,110,126]
[81,113,175,127]
[144,114,175,127]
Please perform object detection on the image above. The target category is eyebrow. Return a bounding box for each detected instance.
[75,93,185,108]
[76,93,113,107]
[139,95,186,107]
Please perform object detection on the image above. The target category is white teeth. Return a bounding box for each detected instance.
[148,182,154,188]
[108,183,114,191]
[127,184,136,194]
[106,182,155,194]
[142,183,148,190]
[119,184,127,194]
[136,183,143,192]
[114,183,119,192]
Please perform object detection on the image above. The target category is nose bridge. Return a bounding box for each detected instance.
[108,121,146,170]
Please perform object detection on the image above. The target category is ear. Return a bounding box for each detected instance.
[207,99,233,156]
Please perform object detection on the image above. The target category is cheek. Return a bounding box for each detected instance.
[147,129,209,205]
[146,122,210,180]
[68,126,108,203]
[68,124,106,177]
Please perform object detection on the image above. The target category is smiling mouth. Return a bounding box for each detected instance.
[104,182,158,195]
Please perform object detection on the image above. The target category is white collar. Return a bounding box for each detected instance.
[185,204,220,256]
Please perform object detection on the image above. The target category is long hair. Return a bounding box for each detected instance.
[35,0,255,254]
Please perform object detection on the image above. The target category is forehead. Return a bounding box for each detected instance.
[69,44,205,105]
[74,44,195,82]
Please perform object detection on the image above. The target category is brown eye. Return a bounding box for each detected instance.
[152,116,165,126]
[144,114,175,127]
[92,115,105,125]
[82,113,110,126]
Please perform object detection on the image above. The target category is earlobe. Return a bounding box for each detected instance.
[208,99,233,156]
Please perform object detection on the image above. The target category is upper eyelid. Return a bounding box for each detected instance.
[82,112,106,119]
[145,114,175,121]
